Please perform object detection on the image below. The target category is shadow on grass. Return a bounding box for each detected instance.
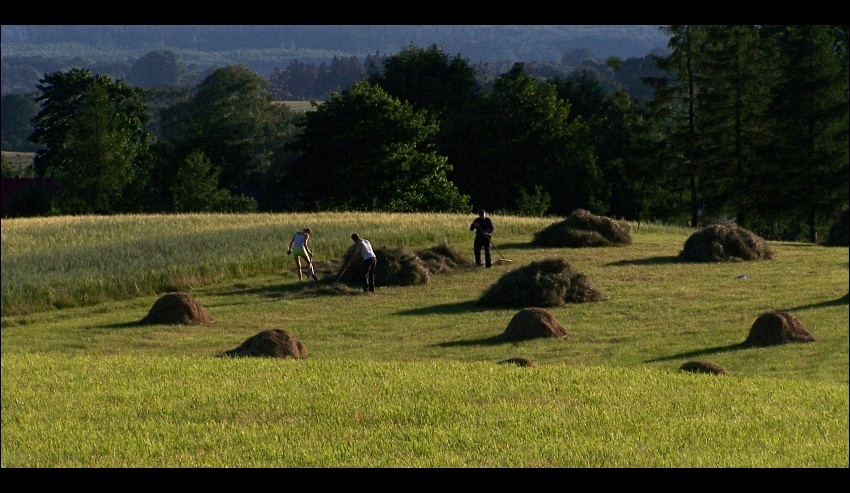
[606,255,681,266]
[779,293,849,311]
[395,299,496,316]
[204,279,364,305]
[433,334,508,348]
[645,342,748,363]
[95,320,149,329]
[493,241,536,250]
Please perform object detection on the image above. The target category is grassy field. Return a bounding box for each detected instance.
[1,212,847,467]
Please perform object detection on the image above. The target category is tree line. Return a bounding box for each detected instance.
[2,44,662,102]
[3,25,848,243]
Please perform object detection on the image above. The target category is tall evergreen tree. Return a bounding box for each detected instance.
[653,25,708,227]
[762,25,849,242]
[694,25,774,229]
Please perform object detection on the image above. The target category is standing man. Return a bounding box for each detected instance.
[288,227,318,281]
[345,232,377,292]
[469,209,495,268]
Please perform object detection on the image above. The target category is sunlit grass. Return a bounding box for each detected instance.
[1,212,847,467]
[2,355,846,467]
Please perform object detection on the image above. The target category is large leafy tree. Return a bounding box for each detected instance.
[171,149,233,212]
[126,49,189,89]
[1,92,41,152]
[285,81,469,212]
[445,63,605,216]
[368,43,479,117]
[551,72,640,219]
[158,65,300,204]
[29,68,153,214]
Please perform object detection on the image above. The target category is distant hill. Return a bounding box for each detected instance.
[1,25,669,69]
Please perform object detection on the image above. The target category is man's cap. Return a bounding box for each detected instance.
[478,209,486,216]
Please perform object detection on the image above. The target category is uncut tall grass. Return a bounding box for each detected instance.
[3,212,543,316]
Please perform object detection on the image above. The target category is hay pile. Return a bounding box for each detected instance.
[140,292,214,325]
[532,209,633,248]
[742,311,815,347]
[218,329,307,359]
[479,258,606,307]
[500,307,569,341]
[679,361,729,376]
[336,242,473,287]
[826,205,849,246]
[415,243,476,273]
[679,224,774,262]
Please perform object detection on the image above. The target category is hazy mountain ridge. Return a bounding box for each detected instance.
[1,25,670,64]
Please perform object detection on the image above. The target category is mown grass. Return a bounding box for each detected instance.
[1,213,848,467]
[3,355,846,468]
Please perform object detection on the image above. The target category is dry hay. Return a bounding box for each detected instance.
[679,361,729,376]
[826,205,849,246]
[500,307,569,341]
[479,257,606,308]
[498,357,538,367]
[335,242,473,287]
[140,292,214,325]
[218,329,307,359]
[679,224,774,262]
[415,242,477,273]
[742,311,815,347]
[532,209,633,248]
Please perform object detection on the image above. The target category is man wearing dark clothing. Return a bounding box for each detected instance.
[469,209,495,268]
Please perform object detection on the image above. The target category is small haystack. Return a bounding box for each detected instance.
[532,209,633,248]
[500,307,569,341]
[479,257,606,307]
[498,357,538,367]
[679,224,774,262]
[742,311,815,347]
[415,242,477,273]
[219,329,307,359]
[826,205,849,247]
[140,292,214,325]
[679,361,729,376]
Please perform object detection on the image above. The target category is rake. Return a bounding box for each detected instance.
[487,236,513,264]
[476,224,512,264]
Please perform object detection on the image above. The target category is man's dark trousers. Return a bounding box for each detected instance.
[474,235,492,268]
[361,257,377,291]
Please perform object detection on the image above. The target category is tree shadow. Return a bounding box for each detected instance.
[645,342,747,363]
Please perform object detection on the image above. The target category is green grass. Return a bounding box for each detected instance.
[1,213,848,467]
